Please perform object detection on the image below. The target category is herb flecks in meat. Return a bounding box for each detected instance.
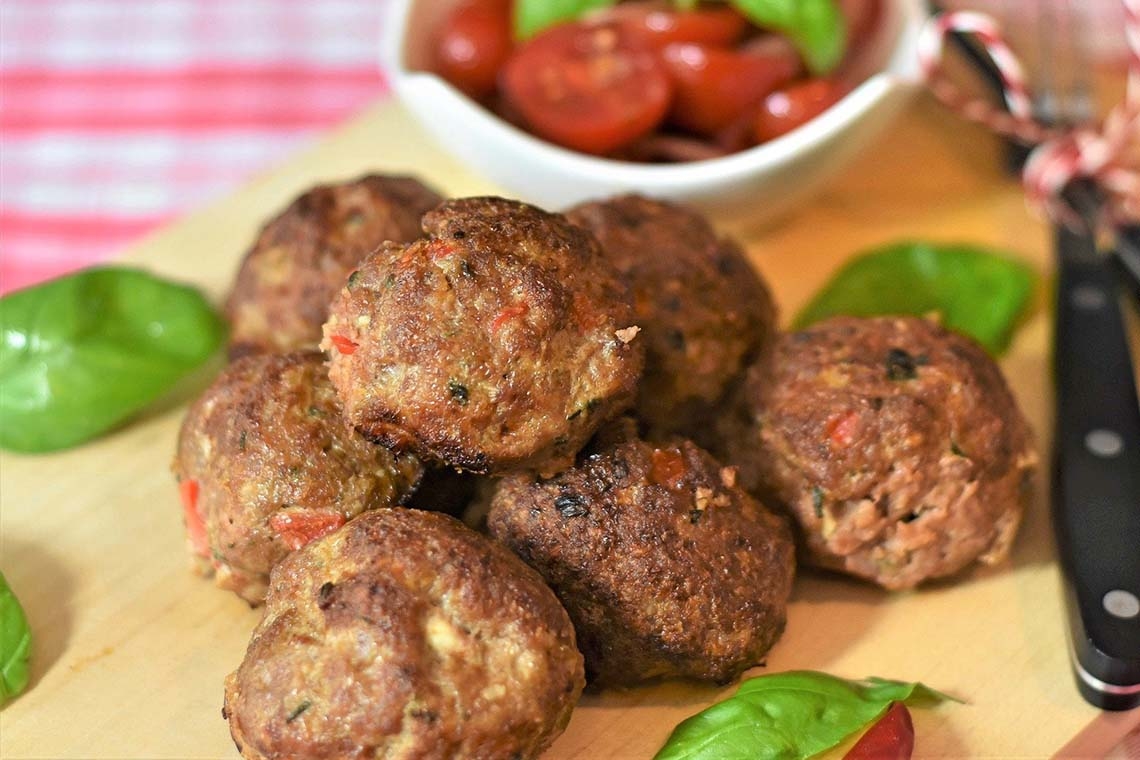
[885,348,918,381]
[448,381,470,405]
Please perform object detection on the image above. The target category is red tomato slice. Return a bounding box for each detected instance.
[499,21,672,155]
[433,0,514,100]
[269,509,347,551]
[752,78,847,144]
[661,41,801,137]
[599,1,749,49]
[844,701,915,760]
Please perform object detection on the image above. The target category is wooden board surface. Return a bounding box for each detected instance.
[3,93,1140,759]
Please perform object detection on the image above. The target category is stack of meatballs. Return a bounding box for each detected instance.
[173,174,1036,760]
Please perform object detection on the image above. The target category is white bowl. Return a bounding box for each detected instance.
[382,0,927,229]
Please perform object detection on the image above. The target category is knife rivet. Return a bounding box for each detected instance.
[1070,284,1107,310]
[1084,429,1124,458]
[1103,590,1140,620]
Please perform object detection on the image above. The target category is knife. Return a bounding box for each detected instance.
[1051,182,1140,711]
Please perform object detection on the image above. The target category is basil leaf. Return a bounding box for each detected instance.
[514,0,616,39]
[654,671,956,760]
[794,241,1037,355]
[730,0,846,74]
[0,266,227,453]
[0,572,31,703]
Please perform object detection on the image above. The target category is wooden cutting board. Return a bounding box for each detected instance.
[2,93,1138,759]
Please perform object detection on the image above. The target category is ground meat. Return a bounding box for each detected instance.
[564,194,777,442]
[487,419,795,687]
[172,351,422,605]
[721,316,1038,590]
[225,174,443,356]
[322,196,644,476]
[222,508,584,760]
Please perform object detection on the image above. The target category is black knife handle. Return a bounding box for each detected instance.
[1052,226,1140,711]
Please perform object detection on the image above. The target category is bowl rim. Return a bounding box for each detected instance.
[381,0,928,186]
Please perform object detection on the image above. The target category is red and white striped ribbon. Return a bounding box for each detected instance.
[915,0,1140,227]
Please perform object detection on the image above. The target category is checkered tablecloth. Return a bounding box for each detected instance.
[0,0,392,294]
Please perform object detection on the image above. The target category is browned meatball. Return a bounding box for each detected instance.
[173,351,422,605]
[223,508,585,760]
[487,419,795,687]
[322,196,644,476]
[564,194,777,442]
[724,316,1038,590]
[225,174,443,356]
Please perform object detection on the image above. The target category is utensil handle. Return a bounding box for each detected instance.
[1052,226,1140,711]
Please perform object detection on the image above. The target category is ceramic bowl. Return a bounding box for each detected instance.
[382,0,927,228]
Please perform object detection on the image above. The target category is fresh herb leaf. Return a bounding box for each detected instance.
[731,0,846,74]
[654,671,956,760]
[513,0,616,39]
[0,266,227,453]
[794,241,1037,355]
[0,572,31,704]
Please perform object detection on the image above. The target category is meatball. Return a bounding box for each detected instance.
[725,315,1038,590]
[223,509,585,760]
[322,196,644,476]
[565,194,777,441]
[225,174,443,356]
[173,351,422,605]
[487,419,795,686]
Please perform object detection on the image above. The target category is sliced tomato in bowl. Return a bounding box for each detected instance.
[753,77,848,143]
[499,21,673,155]
[661,37,802,137]
[598,1,749,49]
[432,0,514,100]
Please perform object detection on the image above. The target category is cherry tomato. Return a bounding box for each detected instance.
[661,41,801,137]
[269,509,347,551]
[599,1,749,49]
[433,0,513,100]
[499,21,672,155]
[752,78,847,143]
[844,701,915,760]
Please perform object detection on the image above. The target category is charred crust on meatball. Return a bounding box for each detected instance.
[487,418,795,687]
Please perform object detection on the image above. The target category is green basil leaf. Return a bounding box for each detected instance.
[0,572,31,704]
[0,266,227,453]
[793,241,1037,355]
[654,671,957,760]
[730,0,846,74]
[513,0,617,39]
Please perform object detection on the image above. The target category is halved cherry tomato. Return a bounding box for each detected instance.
[269,509,347,551]
[661,41,801,137]
[499,21,673,155]
[753,78,847,143]
[599,1,749,50]
[844,701,915,760]
[433,0,514,100]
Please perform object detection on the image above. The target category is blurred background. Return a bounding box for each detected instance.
[0,0,1131,294]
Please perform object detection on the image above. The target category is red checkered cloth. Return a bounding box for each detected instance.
[0,0,392,294]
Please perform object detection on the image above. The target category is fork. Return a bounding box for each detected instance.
[1034,0,1140,712]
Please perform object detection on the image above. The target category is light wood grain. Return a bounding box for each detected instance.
[2,93,1138,759]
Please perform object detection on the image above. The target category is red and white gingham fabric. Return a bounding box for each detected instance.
[0,0,393,294]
